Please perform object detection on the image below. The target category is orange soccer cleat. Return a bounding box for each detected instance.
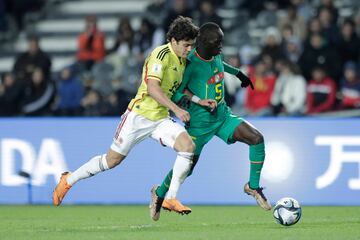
[162,198,192,215]
[52,172,72,206]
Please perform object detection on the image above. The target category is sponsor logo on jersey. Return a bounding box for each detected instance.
[207,72,224,84]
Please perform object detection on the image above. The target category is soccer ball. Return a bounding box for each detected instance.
[273,197,302,226]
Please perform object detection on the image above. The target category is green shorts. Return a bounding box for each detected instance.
[186,112,243,155]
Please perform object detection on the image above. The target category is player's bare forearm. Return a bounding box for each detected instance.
[182,88,217,111]
[147,79,179,112]
[147,78,190,122]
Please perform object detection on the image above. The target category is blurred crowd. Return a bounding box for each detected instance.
[0,0,360,117]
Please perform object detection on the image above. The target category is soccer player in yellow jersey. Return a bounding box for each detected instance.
[52,17,211,220]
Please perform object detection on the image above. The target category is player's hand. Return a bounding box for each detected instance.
[236,71,254,90]
[198,99,217,112]
[174,107,190,123]
[178,95,191,109]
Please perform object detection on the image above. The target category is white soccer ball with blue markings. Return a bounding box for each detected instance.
[273,197,302,226]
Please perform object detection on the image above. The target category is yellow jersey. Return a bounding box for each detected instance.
[127,43,186,121]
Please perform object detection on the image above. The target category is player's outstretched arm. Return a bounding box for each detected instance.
[147,78,190,122]
[223,61,254,89]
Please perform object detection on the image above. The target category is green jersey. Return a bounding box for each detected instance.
[172,49,240,127]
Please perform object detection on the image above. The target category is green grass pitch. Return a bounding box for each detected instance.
[1,205,360,240]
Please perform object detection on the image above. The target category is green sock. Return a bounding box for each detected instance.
[249,142,265,189]
[156,170,173,198]
[155,155,199,198]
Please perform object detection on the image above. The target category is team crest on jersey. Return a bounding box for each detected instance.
[151,63,162,74]
[207,72,224,84]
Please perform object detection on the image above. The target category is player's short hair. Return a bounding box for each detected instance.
[166,16,199,42]
[198,22,221,43]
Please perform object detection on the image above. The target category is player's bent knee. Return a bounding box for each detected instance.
[177,140,195,153]
[174,132,195,153]
[255,133,264,145]
[187,140,195,153]
[182,139,195,153]
[251,132,264,145]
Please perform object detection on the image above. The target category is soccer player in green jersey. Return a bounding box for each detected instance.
[150,22,271,220]
[52,17,210,220]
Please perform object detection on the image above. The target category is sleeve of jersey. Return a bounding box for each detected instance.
[146,52,166,82]
[172,62,192,103]
[223,61,240,75]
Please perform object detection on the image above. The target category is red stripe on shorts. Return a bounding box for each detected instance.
[114,111,130,140]
[159,138,167,147]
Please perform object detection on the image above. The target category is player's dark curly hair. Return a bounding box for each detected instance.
[166,16,199,42]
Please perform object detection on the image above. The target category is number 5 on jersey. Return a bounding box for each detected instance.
[215,83,222,101]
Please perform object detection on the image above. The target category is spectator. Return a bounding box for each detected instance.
[102,89,132,116]
[317,0,338,25]
[336,19,360,68]
[280,24,295,44]
[305,17,322,47]
[106,17,136,79]
[13,35,51,85]
[77,15,105,71]
[55,66,84,116]
[106,17,148,96]
[278,4,306,40]
[259,27,284,64]
[260,53,277,76]
[0,72,22,116]
[80,89,105,116]
[298,33,341,82]
[244,60,277,116]
[306,66,336,114]
[134,18,156,61]
[271,59,306,116]
[318,7,338,45]
[283,36,303,63]
[20,68,55,116]
[339,61,360,109]
[108,17,134,56]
